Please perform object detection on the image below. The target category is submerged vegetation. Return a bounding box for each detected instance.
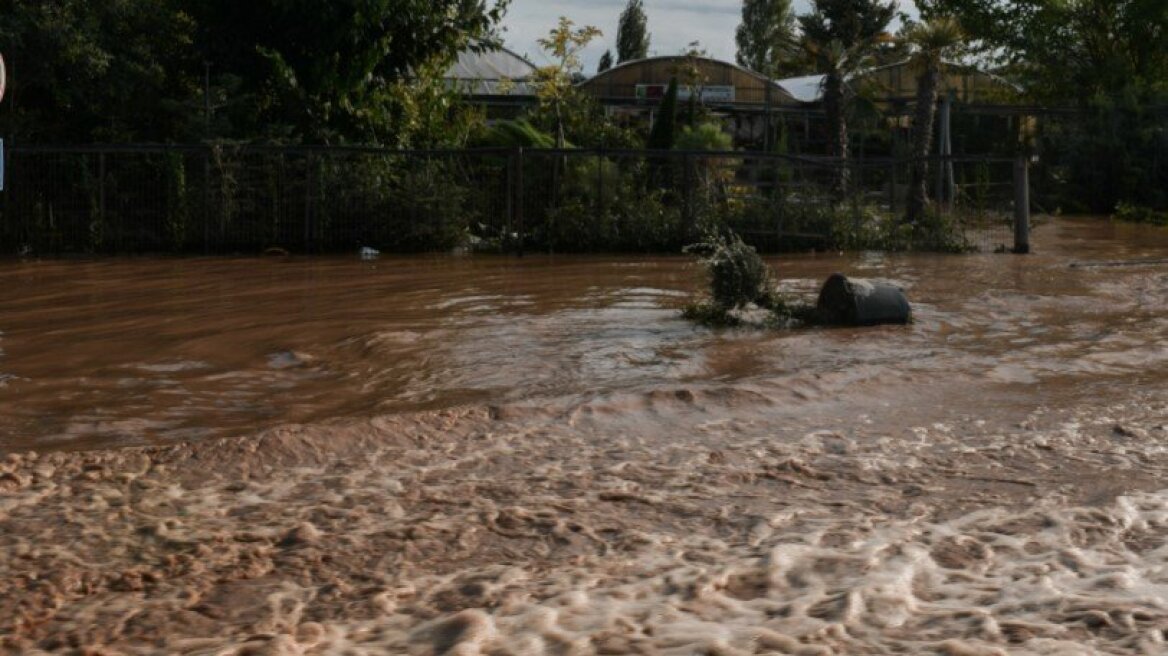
[682,231,818,328]
[1115,203,1168,227]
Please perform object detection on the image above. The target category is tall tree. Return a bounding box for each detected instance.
[647,77,680,150]
[188,0,511,143]
[917,0,1167,101]
[903,17,964,225]
[735,0,799,78]
[797,0,896,192]
[617,0,650,63]
[0,0,512,144]
[918,0,1168,212]
[0,0,199,142]
[598,50,614,73]
[533,17,602,148]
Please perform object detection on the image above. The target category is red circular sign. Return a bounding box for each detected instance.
[0,53,6,104]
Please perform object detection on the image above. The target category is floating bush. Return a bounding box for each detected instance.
[684,230,776,311]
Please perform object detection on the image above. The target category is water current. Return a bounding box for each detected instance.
[1,217,1166,655]
[0,217,1165,452]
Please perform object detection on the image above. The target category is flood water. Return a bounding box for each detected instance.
[0,217,1165,452]
[3,217,1168,654]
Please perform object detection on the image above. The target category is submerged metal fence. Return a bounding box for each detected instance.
[0,145,1026,256]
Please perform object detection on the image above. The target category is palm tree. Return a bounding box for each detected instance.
[904,17,963,225]
[798,0,896,195]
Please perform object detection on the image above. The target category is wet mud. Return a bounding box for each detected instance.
[1,218,1167,654]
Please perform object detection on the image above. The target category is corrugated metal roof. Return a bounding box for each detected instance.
[444,46,537,96]
[775,75,827,103]
[773,59,1019,104]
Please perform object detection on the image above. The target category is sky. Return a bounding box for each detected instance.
[500,0,915,73]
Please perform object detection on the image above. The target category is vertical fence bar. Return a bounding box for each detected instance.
[504,148,513,253]
[98,152,111,253]
[596,149,605,243]
[203,149,210,255]
[514,147,524,257]
[889,157,899,217]
[1013,156,1031,254]
[683,152,694,242]
[304,152,313,253]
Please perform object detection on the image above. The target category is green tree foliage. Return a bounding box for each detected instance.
[647,78,680,150]
[675,124,734,152]
[735,0,800,78]
[675,43,714,128]
[473,119,557,149]
[918,0,1167,100]
[532,17,602,148]
[598,50,614,74]
[904,17,964,225]
[919,0,1168,212]
[0,0,199,142]
[187,0,510,144]
[797,0,896,190]
[617,0,650,63]
[0,0,510,144]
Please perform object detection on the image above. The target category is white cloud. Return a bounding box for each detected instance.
[500,1,915,74]
[501,0,794,71]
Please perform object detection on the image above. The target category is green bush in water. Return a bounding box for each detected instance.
[683,229,822,328]
[684,230,776,311]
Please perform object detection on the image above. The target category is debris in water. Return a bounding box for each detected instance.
[816,273,912,326]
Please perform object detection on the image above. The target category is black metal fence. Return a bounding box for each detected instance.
[0,144,1023,256]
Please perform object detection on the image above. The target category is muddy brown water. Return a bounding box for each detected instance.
[3,217,1168,655]
[0,217,1165,453]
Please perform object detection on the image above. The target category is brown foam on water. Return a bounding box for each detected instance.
[2,390,1166,654]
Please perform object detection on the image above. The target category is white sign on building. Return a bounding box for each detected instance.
[635,84,736,103]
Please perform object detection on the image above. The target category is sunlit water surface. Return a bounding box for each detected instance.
[0,217,1165,452]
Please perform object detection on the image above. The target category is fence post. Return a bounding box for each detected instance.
[596,149,605,242]
[889,158,898,217]
[98,152,110,253]
[304,153,313,253]
[514,147,524,257]
[202,150,210,254]
[1013,156,1031,254]
[683,152,694,241]
[852,160,862,235]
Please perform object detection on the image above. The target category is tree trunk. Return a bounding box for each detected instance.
[823,71,849,194]
[907,63,940,224]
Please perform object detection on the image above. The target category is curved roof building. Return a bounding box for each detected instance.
[578,55,797,108]
[444,44,538,97]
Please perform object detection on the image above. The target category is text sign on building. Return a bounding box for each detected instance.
[635,84,736,103]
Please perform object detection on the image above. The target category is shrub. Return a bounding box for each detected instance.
[682,229,820,328]
[684,230,776,310]
[545,156,686,251]
[1116,202,1168,226]
[473,120,558,149]
[674,123,733,152]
